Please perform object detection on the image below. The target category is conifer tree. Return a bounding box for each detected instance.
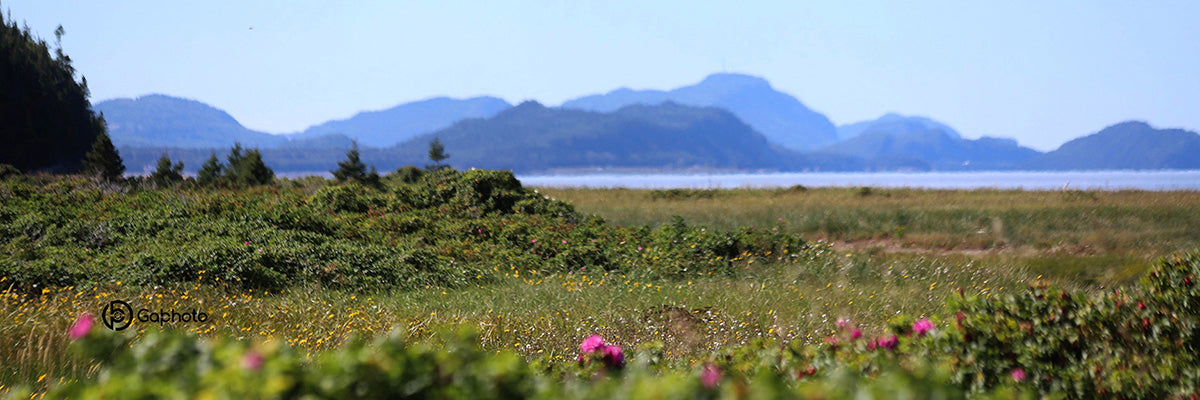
[197,152,223,186]
[365,165,381,188]
[333,142,382,188]
[428,138,449,169]
[1,15,106,172]
[82,131,124,181]
[225,146,273,187]
[332,142,368,182]
[149,153,183,186]
[225,143,246,173]
[241,149,274,186]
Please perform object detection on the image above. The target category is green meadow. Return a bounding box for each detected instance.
[2,170,1198,398]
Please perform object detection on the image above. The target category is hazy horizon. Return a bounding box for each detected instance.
[5,1,1199,151]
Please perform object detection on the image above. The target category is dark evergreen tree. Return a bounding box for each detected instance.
[332,142,368,182]
[365,165,381,188]
[198,151,224,186]
[428,137,449,169]
[240,149,274,186]
[1,15,107,172]
[82,131,124,181]
[332,142,382,188]
[225,143,246,173]
[149,153,183,186]
[197,152,223,186]
[225,145,273,187]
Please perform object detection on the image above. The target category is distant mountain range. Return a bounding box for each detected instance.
[836,113,962,141]
[1025,121,1200,170]
[289,96,511,148]
[99,73,1200,174]
[562,73,838,150]
[119,101,860,174]
[378,101,858,172]
[823,113,1038,170]
[96,94,509,149]
[96,94,286,148]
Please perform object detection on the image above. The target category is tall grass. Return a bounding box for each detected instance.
[536,187,1200,257]
[4,183,1195,392]
[2,244,1043,388]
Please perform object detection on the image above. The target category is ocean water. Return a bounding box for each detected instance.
[517,170,1200,191]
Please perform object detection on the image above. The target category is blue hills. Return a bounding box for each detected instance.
[561,73,839,151]
[98,74,1200,174]
[1025,121,1200,170]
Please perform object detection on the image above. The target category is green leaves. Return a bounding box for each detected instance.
[0,169,810,293]
[30,326,1034,399]
[942,254,1200,397]
[81,132,125,181]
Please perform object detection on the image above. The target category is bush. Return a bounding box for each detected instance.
[26,326,1034,399]
[943,253,1200,397]
[0,169,807,292]
[0,164,20,180]
[388,165,424,184]
[649,188,720,200]
[306,184,385,213]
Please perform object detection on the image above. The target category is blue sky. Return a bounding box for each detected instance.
[5,1,1198,150]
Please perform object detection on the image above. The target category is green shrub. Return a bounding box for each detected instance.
[0,164,20,180]
[649,188,720,200]
[307,184,385,213]
[0,170,805,292]
[942,253,1200,397]
[23,325,1035,399]
[388,165,424,184]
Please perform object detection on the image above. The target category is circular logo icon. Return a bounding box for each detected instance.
[102,300,133,331]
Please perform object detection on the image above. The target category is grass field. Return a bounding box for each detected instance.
[2,174,1198,396]
[4,245,1035,386]
[538,186,1200,286]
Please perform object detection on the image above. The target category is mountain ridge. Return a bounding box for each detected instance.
[96,94,286,148]
[373,100,829,173]
[837,113,963,141]
[1025,121,1200,170]
[95,77,1199,173]
[291,96,512,147]
[562,73,839,150]
[95,94,513,150]
[117,101,865,174]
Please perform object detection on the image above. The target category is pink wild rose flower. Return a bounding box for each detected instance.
[602,345,624,367]
[701,363,722,389]
[68,312,95,339]
[577,335,624,367]
[877,335,899,350]
[580,334,605,353]
[1011,368,1027,382]
[912,318,935,336]
[242,350,264,370]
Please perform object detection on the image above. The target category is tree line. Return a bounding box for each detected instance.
[140,138,450,188]
[0,10,116,174]
[0,6,452,183]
